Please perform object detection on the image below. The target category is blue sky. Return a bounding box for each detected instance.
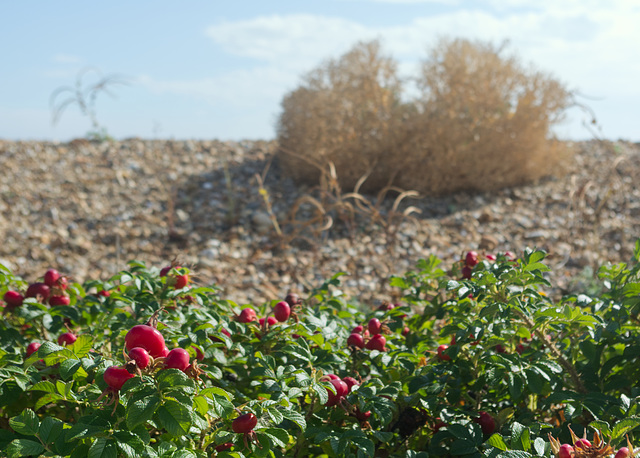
[1,0,638,141]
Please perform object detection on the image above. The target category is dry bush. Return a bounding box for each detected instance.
[277,40,405,192]
[395,38,573,194]
[277,38,575,195]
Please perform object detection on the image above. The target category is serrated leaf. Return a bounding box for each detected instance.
[7,439,45,457]
[496,451,532,458]
[487,433,509,451]
[200,386,234,401]
[10,409,40,436]
[157,369,195,393]
[126,395,161,429]
[35,392,64,410]
[589,420,611,436]
[312,382,329,405]
[611,418,640,441]
[280,409,306,430]
[533,437,547,456]
[39,416,64,444]
[258,427,289,448]
[59,358,83,380]
[267,408,284,424]
[70,334,93,358]
[88,437,117,458]
[157,399,191,437]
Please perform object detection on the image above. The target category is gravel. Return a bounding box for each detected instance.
[1,138,639,307]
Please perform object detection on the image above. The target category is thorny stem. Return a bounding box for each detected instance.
[511,307,588,394]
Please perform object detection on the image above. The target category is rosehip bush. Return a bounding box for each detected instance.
[2,243,640,457]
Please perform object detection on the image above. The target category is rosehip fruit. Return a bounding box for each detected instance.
[575,438,591,449]
[159,265,174,277]
[558,444,574,458]
[615,447,630,458]
[347,333,365,349]
[437,344,451,361]
[473,411,496,435]
[368,318,382,335]
[365,334,386,352]
[461,266,472,280]
[125,324,166,358]
[352,325,364,334]
[164,348,190,372]
[128,347,151,369]
[26,342,41,358]
[355,408,371,421]
[215,443,234,452]
[325,379,348,406]
[273,301,291,322]
[26,283,50,301]
[192,345,204,361]
[43,269,60,287]
[3,291,24,308]
[232,413,258,433]
[174,274,189,289]
[103,365,135,391]
[58,332,77,346]
[98,289,111,297]
[237,308,257,323]
[49,295,70,306]
[285,293,300,307]
[402,327,410,336]
[342,376,359,392]
[465,251,479,267]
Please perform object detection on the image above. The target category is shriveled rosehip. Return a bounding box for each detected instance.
[26,342,41,358]
[43,269,60,287]
[575,438,591,449]
[347,333,365,349]
[164,348,190,372]
[125,324,166,358]
[273,301,291,322]
[461,266,472,280]
[26,283,50,301]
[159,265,175,277]
[558,444,574,458]
[365,334,386,352]
[615,447,630,458]
[128,347,151,369]
[437,344,451,361]
[368,318,382,335]
[232,412,258,433]
[465,251,479,267]
[473,411,496,435]
[104,365,135,391]
[3,291,24,308]
[285,293,300,307]
[352,325,364,334]
[342,376,359,392]
[237,308,257,323]
[325,379,349,406]
[58,332,77,346]
[49,295,70,306]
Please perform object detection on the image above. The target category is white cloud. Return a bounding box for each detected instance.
[51,54,82,64]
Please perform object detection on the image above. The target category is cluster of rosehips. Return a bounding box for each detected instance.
[347,317,387,352]
[159,264,190,289]
[2,268,71,309]
[549,428,633,458]
[234,293,301,337]
[460,250,517,280]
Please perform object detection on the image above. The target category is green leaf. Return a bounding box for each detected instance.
[9,409,40,436]
[88,437,118,458]
[312,382,329,405]
[35,393,64,411]
[611,418,640,441]
[157,399,191,437]
[126,395,161,429]
[533,437,547,456]
[589,420,611,436]
[281,409,306,430]
[39,416,64,444]
[157,369,195,394]
[70,334,93,358]
[496,452,532,458]
[258,427,289,448]
[524,262,550,272]
[487,434,508,451]
[510,422,530,451]
[7,439,45,458]
[449,438,477,455]
[59,358,83,380]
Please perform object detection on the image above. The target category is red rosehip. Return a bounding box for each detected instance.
[192,345,204,361]
[615,447,630,458]
[237,308,257,323]
[365,334,386,352]
[273,301,291,322]
[504,251,516,261]
[402,327,410,336]
[355,408,371,422]
[347,333,365,349]
[437,344,451,361]
[56,277,68,290]
[43,269,60,287]
[558,444,574,458]
[342,376,359,392]
[49,295,70,306]
[433,420,448,433]
[125,324,166,358]
[325,379,348,406]
[495,344,506,353]
[575,439,591,449]
[26,342,41,358]
[352,325,364,334]
[461,266,472,280]
[58,332,77,346]
[128,347,151,369]
[103,365,135,391]
[164,348,190,372]
[473,411,496,435]
[160,346,170,357]
[174,274,189,289]
[321,373,340,381]
[159,265,174,277]
[285,293,300,307]
[486,254,496,261]
[232,413,258,433]
[465,251,479,267]
[368,318,382,335]
[215,443,234,452]
[516,344,526,355]
[3,291,24,308]
[98,289,111,297]
[258,316,277,327]
[26,283,50,302]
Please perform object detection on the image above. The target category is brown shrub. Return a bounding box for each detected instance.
[277,38,575,195]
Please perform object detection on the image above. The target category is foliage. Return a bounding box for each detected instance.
[1,240,640,457]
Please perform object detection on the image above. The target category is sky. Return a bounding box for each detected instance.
[1,1,638,142]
